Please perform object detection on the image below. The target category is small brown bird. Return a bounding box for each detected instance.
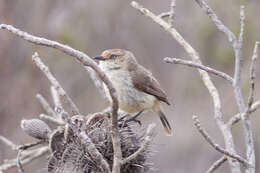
[94,49,172,135]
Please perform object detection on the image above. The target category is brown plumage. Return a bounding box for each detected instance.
[94,49,173,135]
[129,64,171,105]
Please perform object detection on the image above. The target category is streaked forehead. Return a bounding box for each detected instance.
[101,49,125,58]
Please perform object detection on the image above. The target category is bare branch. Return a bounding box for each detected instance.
[248,42,260,108]
[194,1,255,171]
[234,6,255,173]
[238,6,245,46]
[233,6,245,111]
[32,52,80,116]
[192,116,251,168]
[50,86,62,108]
[227,100,260,127]
[0,136,18,150]
[79,131,111,173]
[84,66,108,101]
[39,113,64,125]
[131,1,241,171]
[0,24,121,172]
[122,123,155,164]
[0,146,48,172]
[168,0,176,27]
[36,93,56,117]
[194,0,236,45]
[164,57,233,83]
[0,135,46,173]
[206,156,227,173]
[16,150,25,173]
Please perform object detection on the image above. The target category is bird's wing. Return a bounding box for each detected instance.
[129,65,170,105]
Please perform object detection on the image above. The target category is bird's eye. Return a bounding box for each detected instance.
[110,55,117,59]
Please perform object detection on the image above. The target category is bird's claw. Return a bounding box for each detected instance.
[124,117,142,126]
[119,110,144,127]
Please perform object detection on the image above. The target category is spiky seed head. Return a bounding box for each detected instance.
[21,119,51,140]
[47,112,153,173]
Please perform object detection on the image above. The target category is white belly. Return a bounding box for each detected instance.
[103,70,156,113]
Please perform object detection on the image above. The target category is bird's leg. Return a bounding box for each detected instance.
[124,110,144,126]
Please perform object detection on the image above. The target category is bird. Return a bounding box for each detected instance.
[93,49,172,135]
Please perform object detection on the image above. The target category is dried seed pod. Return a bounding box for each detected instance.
[21,119,51,140]
[47,112,153,173]
[49,127,66,157]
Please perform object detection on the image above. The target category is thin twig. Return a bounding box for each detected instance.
[194,1,255,172]
[194,0,236,45]
[192,116,251,168]
[164,57,233,83]
[50,85,64,122]
[0,24,121,172]
[248,42,260,108]
[238,6,245,47]
[234,6,255,173]
[16,150,25,173]
[168,0,176,27]
[0,136,18,150]
[36,93,56,117]
[131,2,240,172]
[84,66,108,100]
[79,131,111,173]
[32,52,80,115]
[206,156,227,173]
[39,113,64,125]
[248,100,260,114]
[50,86,62,109]
[122,123,155,164]
[0,146,49,172]
[227,100,260,127]
[233,6,245,111]
[18,141,45,151]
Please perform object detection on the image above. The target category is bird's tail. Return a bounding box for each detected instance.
[158,110,172,136]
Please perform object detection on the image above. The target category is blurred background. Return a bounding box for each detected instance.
[0,0,260,172]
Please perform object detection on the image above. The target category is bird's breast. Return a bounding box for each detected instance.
[104,70,156,113]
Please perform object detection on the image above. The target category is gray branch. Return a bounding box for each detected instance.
[32,52,80,116]
[36,93,57,118]
[194,0,236,45]
[164,57,233,83]
[227,100,260,127]
[194,1,255,172]
[248,42,260,108]
[131,1,240,172]
[0,135,18,150]
[206,156,227,173]
[192,116,251,168]
[0,146,49,172]
[50,86,62,109]
[39,114,64,125]
[168,0,176,27]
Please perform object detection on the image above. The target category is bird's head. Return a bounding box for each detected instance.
[93,49,137,71]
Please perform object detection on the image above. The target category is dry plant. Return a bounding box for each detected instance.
[0,0,260,173]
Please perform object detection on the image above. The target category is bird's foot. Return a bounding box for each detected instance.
[119,110,144,127]
[124,116,142,126]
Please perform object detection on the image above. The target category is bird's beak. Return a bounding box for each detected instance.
[93,56,106,61]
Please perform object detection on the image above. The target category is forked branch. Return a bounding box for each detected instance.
[192,116,250,168]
